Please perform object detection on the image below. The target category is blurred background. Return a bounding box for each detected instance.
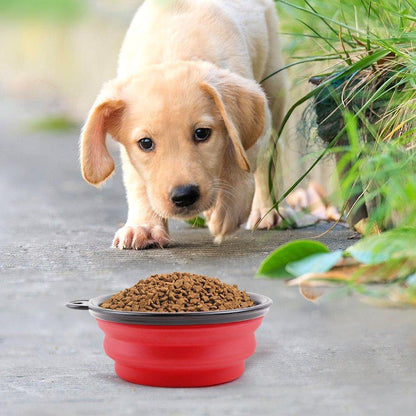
[0,0,335,192]
[0,0,139,120]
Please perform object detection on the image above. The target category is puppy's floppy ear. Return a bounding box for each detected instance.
[80,79,125,186]
[201,70,267,172]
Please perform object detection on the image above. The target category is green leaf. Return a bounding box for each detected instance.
[256,240,330,279]
[185,216,206,228]
[286,250,344,277]
[346,227,416,264]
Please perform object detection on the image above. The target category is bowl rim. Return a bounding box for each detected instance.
[86,292,273,326]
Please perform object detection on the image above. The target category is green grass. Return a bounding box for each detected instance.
[28,115,78,133]
[0,0,85,21]
[257,0,416,306]
[265,0,416,232]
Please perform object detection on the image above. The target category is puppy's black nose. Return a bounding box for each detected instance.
[170,185,200,207]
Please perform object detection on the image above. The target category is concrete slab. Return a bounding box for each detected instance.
[1,101,415,415]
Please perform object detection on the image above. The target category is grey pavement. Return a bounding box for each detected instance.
[1,100,415,415]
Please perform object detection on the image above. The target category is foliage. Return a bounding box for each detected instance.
[185,216,207,228]
[257,240,329,278]
[285,250,344,277]
[266,0,416,232]
[28,115,78,133]
[346,227,416,264]
[257,227,416,306]
[0,0,85,21]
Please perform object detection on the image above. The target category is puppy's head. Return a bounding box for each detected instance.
[80,61,267,219]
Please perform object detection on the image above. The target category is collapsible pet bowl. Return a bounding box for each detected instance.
[67,292,272,387]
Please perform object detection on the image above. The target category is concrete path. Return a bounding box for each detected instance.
[1,100,415,415]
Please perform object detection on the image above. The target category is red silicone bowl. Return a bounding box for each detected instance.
[67,292,272,387]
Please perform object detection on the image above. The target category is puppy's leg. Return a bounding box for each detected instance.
[246,138,284,229]
[247,3,289,230]
[205,163,254,243]
[113,149,169,250]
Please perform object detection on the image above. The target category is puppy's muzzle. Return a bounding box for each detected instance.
[170,185,200,207]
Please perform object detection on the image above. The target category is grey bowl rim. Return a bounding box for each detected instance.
[84,292,273,326]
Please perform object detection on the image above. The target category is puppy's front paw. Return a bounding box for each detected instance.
[112,224,169,250]
[206,207,241,244]
[246,206,281,230]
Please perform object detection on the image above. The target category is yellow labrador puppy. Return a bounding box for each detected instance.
[80,0,287,249]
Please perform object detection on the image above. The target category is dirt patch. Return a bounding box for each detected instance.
[100,272,255,312]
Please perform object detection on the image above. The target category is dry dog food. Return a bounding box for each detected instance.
[100,272,255,312]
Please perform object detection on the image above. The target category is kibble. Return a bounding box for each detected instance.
[100,272,255,312]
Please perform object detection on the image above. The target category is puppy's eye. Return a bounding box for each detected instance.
[138,137,154,152]
[194,128,211,142]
